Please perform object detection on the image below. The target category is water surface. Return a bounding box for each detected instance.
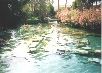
[0,24,101,73]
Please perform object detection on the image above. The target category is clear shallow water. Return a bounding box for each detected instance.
[0,52,101,73]
[0,24,101,73]
[86,36,101,50]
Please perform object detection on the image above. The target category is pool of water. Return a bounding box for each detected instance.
[86,35,101,50]
[0,52,101,73]
[0,24,101,73]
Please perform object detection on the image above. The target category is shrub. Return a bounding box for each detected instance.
[55,8,101,33]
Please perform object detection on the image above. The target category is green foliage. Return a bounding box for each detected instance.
[75,0,82,9]
[0,0,29,28]
[23,0,54,22]
[4,0,55,24]
[72,1,77,9]
[72,0,101,10]
[26,19,40,24]
[72,0,82,10]
[48,3,55,16]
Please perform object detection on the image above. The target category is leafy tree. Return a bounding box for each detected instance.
[93,0,101,6]
[0,0,29,28]
[72,1,77,9]
[58,0,59,10]
[48,3,55,16]
[72,0,83,10]
[72,0,101,10]
[25,0,53,22]
[65,0,67,8]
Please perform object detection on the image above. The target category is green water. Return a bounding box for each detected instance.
[0,24,101,73]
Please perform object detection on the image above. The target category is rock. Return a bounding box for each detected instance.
[57,48,65,52]
[65,47,101,57]
[82,45,91,50]
[92,58,100,63]
[23,36,31,40]
[28,42,39,48]
[56,46,66,55]
[76,38,90,48]
[42,34,46,37]
[75,36,81,39]
[77,43,86,48]
[88,58,101,64]
[80,38,90,45]
[81,38,88,42]
[43,41,48,46]
[31,36,43,42]
[94,50,102,53]
[65,47,73,52]
[76,49,88,54]
[94,50,102,57]
[29,48,37,51]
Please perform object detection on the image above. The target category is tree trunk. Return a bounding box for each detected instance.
[58,0,59,10]
[96,0,97,6]
[57,48,102,57]
[65,0,67,8]
[92,2,93,7]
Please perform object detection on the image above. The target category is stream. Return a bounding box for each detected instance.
[0,23,101,73]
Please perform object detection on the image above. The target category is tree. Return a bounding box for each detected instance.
[72,0,101,10]
[94,0,101,6]
[58,0,59,10]
[49,3,55,16]
[25,0,53,22]
[0,0,29,28]
[72,0,83,10]
[65,0,67,8]
[72,1,77,9]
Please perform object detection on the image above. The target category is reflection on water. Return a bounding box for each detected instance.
[0,24,101,73]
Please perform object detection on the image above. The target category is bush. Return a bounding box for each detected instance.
[55,8,101,33]
[79,9,101,27]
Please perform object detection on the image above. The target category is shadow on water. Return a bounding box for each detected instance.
[0,23,101,73]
